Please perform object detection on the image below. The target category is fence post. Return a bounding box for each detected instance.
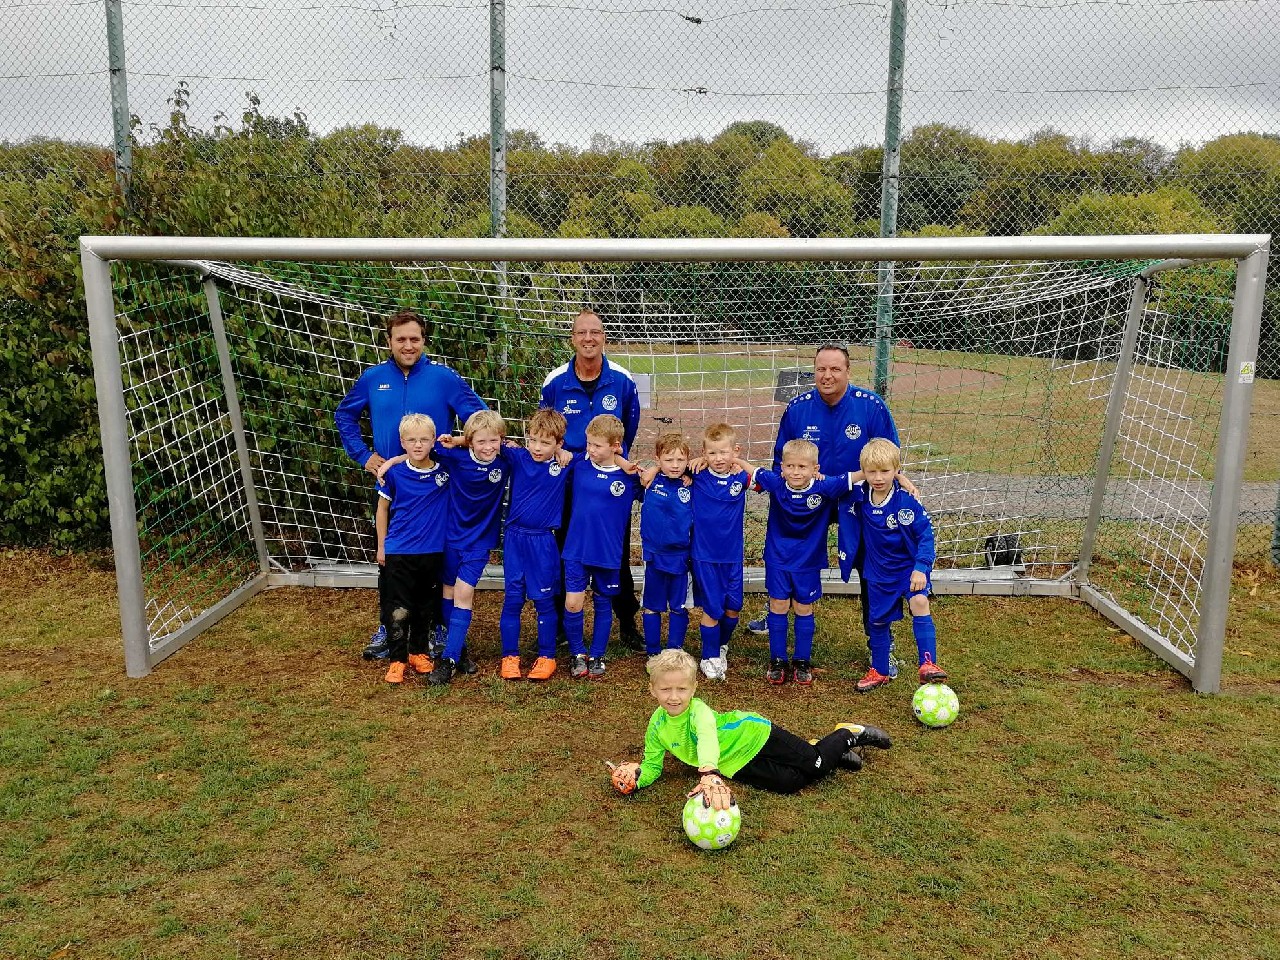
[873,0,907,397]
[104,0,133,206]
[489,0,507,239]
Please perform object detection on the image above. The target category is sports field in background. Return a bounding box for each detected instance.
[2,550,1277,960]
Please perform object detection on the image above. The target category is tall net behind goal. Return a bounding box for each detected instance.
[82,236,1268,691]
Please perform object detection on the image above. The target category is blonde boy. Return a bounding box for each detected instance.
[375,413,449,684]
[688,423,749,679]
[609,650,891,802]
[637,432,694,656]
[498,409,570,681]
[560,415,642,679]
[850,438,948,691]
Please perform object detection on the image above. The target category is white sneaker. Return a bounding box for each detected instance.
[700,657,724,680]
[716,645,729,676]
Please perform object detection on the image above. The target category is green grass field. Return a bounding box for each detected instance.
[2,550,1278,959]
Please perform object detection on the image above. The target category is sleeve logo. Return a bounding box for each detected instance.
[897,508,915,526]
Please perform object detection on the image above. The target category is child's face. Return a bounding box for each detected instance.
[585,433,620,467]
[400,428,436,464]
[650,668,697,716]
[865,464,896,494]
[703,437,737,473]
[470,428,504,463]
[781,454,819,489]
[658,447,689,479]
[526,432,559,463]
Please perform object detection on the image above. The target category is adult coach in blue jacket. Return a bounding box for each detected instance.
[747,342,903,653]
[335,309,488,657]
[541,308,644,648]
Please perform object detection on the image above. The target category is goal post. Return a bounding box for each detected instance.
[81,234,1270,691]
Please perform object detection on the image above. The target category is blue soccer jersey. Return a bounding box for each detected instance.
[640,473,693,574]
[754,469,855,572]
[690,468,750,563]
[335,357,487,468]
[772,385,899,475]
[434,445,511,552]
[562,456,641,569]
[854,481,936,585]
[505,446,569,532]
[379,460,451,555]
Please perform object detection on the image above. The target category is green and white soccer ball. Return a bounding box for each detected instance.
[913,682,960,728]
[682,795,741,850]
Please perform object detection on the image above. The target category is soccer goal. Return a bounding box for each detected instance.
[81,235,1269,691]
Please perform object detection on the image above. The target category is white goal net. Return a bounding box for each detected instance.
[82,235,1268,691]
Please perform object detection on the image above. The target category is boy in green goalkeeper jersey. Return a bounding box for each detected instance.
[609,650,892,808]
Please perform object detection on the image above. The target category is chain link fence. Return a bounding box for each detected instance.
[2,0,1279,560]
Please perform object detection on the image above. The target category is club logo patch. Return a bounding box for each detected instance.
[488,468,503,483]
[549,462,562,477]
[898,508,915,526]
[886,513,899,530]
[729,481,743,497]
[806,494,823,510]
[610,480,627,497]
[677,487,691,503]
[435,473,448,487]
[845,423,861,440]
[601,394,618,411]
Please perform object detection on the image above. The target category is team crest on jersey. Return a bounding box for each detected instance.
[845,423,861,440]
[548,462,562,477]
[601,394,618,412]
[806,494,823,510]
[886,513,898,530]
[488,468,503,483]
[677,487,691,503]
[729,481,743,497]
[435,473,448,487]
[855,390,864,398]
[897,508,915,526]
[610,480,627,497]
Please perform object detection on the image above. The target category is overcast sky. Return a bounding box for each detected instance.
[3,0,1278,152]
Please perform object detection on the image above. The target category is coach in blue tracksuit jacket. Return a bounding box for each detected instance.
[335,310,488,475]
[540,308,643,645]
[335,309,487,657]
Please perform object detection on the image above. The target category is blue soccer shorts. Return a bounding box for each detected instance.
[643,566,690,613]
[563,559,621,597]
[765,565,823,605]
[503,526,560,602]
[691,560,744,621]
[444,544,490,588]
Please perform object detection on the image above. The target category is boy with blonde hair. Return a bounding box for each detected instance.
[689,423,749,679]
[561,414,642,679]
[375,413,450,684]
[609,649,891,802]
[845,437,949,692]
[738,438,864,685]
[498,408,571,681]
[637,432,694,656]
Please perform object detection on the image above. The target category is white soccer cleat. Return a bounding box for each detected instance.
[700,657,724,680]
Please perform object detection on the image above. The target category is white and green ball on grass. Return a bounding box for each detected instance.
[682,794,741,850]
[913,682,960,728]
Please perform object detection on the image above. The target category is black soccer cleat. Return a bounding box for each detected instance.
[766,658,790,685]
[427,658,456,686]
[839,747,864,772]
[457,645,479,675]
[791,659,814,685]
[854,724,893,750]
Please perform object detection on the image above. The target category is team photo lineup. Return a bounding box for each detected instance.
[335,304,960,830]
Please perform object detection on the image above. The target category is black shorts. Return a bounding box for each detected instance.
[380,552,444,659]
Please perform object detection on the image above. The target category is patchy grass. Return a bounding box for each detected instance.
[2,550,1279,960]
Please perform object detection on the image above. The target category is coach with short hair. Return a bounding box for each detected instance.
[540,308,644,649]
[747,343,905,655]
[335,309,488,658]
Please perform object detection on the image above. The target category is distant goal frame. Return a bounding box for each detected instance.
[81,234,1270,692]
